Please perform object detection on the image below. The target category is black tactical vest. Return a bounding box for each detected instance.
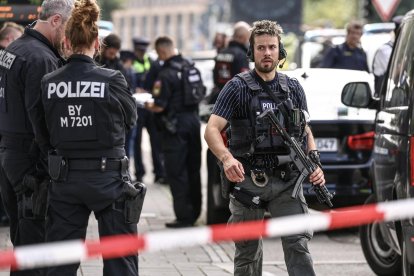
[41,56,128,158]
[228,71,296,159]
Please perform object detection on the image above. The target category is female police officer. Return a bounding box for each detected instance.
[33,0,138,275]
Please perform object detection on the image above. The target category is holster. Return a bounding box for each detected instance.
[231,186,267,209]
[123,181,147,224]
[120,157,147,224]
[217,161,234,199]
[48,153,68,182]
[19,175,49,219]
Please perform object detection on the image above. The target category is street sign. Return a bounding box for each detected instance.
[372,0,401,21]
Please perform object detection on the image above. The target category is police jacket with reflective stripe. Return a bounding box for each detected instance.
[0,26,64,139]
[39,54,137,158]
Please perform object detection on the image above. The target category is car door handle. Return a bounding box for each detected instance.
[376,119,384,123]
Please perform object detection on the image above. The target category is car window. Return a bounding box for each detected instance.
[384,19,414,108]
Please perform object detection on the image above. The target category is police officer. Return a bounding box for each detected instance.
[130,37,166,184]
[212,21,251,100]
[146,36,202,228]
[95,33,125,72]
[372,15,403,96]
[320,20,369,71]
[0,1,73,275]
[0,22,23,227]
[33,1,138,275]
[205,20,325,276]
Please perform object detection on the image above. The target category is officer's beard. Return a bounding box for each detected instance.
[255,58,278,73]
[53,25,66,57]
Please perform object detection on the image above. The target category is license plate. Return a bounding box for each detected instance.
[315,138,338,152]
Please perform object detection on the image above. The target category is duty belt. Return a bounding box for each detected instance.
[67,158,123,171]
[238,158,296,187]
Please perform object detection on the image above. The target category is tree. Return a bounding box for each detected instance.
[303,0,359,28]
[97,0,125,21]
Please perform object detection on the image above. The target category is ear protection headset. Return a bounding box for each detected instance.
[246,37,287,67]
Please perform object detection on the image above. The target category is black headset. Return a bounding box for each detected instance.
[247,39,287,65]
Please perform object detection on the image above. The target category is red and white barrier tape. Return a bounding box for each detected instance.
[1,198,414,271]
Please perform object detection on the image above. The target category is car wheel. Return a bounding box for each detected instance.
[359,194,401,275]
[206,150,230,225]
[402,236,414,276]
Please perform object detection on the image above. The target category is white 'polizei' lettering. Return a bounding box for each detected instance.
[0,50,16,70]
[262,102,277,110]
[47,81,106,99]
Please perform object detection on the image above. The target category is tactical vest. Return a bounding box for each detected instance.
[42,64,126,158]
[132,54,151,73]
[228,71,300,159]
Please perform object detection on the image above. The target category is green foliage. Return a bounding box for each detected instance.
[303,0,359,28]
[97,0,124,21]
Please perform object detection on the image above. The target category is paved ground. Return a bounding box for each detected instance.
[0,128,375,276]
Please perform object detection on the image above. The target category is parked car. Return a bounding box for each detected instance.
[341,9,414,276]
[206,68,376,224]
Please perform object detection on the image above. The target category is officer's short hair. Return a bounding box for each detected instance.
[155,36,174,49]
[345,21,363,33]
[0,22,23,40]
[103,34,121,50]
[39,0,74,22]
[249,20,283,49]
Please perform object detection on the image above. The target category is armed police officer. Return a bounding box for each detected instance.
[146,36,204,228]
[205,20,325,276]
[32,1,139,275]
[0,1,74,275]
[211,21,250,103]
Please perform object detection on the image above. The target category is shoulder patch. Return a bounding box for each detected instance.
[152,80,162,97]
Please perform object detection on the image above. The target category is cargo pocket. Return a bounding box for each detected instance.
[298,192,313,239]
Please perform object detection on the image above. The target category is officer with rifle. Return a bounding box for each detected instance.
[31,1,143,275]
[205,20,327,276]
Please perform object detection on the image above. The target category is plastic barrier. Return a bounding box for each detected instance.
[1,198,414,270]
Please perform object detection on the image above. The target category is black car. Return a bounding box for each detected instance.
[206,68,377,225]
[342,10,414,276]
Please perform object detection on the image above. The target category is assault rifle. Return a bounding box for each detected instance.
[257,108,334,208]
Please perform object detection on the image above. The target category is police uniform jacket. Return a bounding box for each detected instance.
[39,54,137,159]
[320,42,369,72]
[0,26,64,141]
[153,54,198,115]
[213,40,250,90]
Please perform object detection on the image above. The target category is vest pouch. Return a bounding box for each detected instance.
[48,154,68,181]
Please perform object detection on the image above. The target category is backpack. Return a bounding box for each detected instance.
[171,59,206,106]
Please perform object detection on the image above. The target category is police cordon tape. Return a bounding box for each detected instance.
[1,198,414,271]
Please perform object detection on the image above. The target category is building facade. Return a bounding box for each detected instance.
[112,0,211,53]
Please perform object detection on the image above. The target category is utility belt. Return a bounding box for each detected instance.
[48,154,127,182]
[239,158,297,188]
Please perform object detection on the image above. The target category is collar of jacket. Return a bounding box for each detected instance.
[67,54,95,64]
[24,24,63,61]
[228,40,248,52]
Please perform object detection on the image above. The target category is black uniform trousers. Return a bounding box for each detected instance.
[161,113,202,223]
[46,170,138,276]
[0,138,46,276]
[127,107,165,182]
